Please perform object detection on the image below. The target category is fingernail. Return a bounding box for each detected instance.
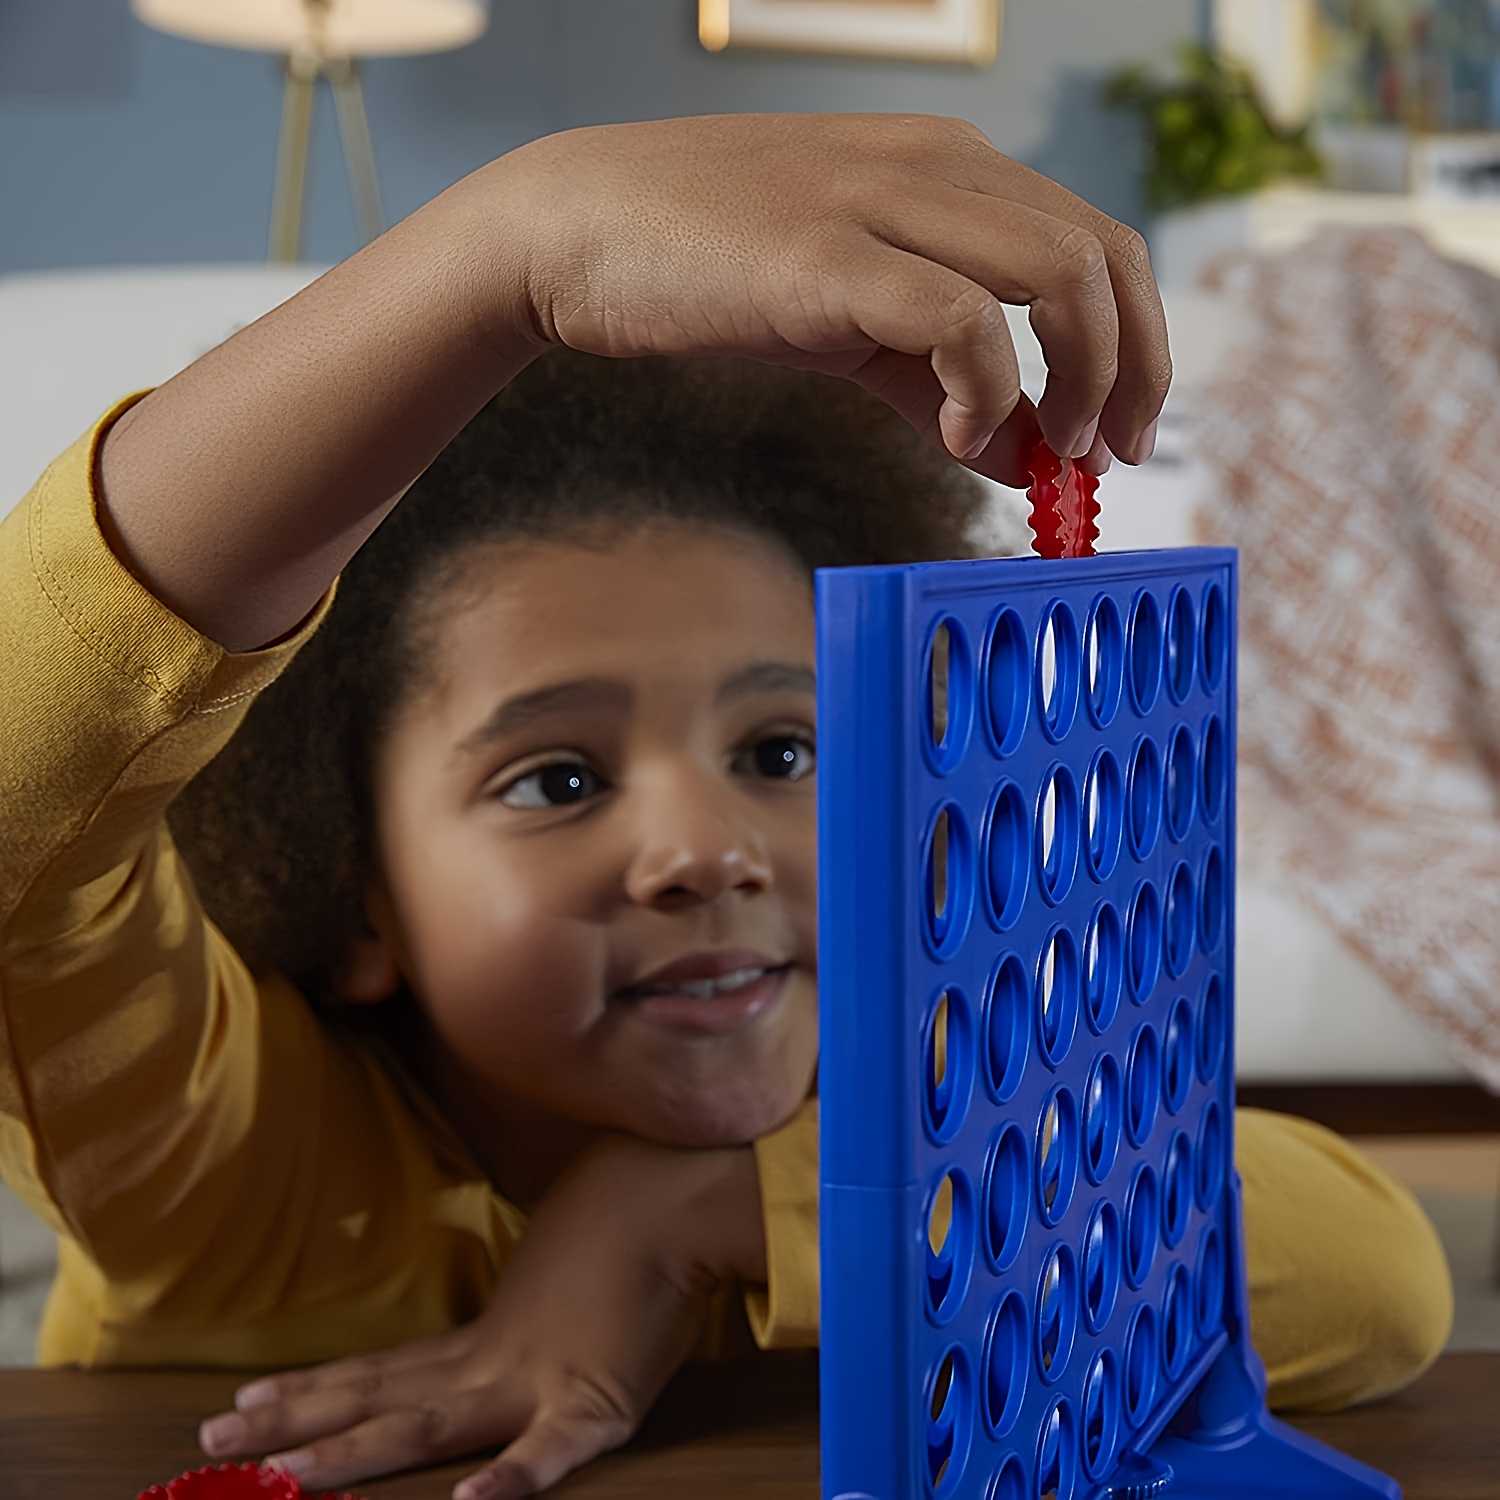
[235,1379,279,1410]
[267,1450,315,1480]
[1068,417,1099,460]
[960,428,996,462]
[1133,418,1158,464]
[454,1473,506,1500]
[199,1413,248,1455]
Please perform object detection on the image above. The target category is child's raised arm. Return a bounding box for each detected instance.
[98,114,1170,654]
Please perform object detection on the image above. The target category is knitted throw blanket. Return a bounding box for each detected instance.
[1194,228,1500,1090]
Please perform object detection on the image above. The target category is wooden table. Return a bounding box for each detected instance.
[0,1353,1494,1499]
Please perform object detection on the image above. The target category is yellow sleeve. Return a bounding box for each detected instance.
[1236,1108,1451,1412]
[744,1097,819,1349]
[0,403,518,1368]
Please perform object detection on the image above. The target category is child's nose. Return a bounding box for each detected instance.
[623,774,773,909]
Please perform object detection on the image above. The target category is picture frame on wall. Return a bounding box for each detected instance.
[699,0,1001,65]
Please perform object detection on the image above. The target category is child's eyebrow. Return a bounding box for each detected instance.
[716,662,816,703]
[453,679,632,762]
[452,663,815,765]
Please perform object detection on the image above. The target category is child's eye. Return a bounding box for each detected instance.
[497,759,605,809]
[737,734,816,782]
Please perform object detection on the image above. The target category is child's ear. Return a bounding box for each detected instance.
[332,883,404,1003]
[332,930,402,1003]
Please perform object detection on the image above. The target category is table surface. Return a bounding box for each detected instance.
[0,1352,1495,1499]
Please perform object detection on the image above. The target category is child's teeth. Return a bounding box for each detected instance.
[651,966,770,1000]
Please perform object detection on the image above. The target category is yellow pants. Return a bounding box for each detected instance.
[1239,1108,1453,1411]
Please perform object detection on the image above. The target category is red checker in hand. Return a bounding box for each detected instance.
[1024,433,1100,560]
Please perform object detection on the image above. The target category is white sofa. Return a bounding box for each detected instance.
[0,266,1464,1084]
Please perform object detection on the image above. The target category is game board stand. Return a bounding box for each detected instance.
[815,550,1400,1500]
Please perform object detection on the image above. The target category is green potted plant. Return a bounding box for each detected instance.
[1104,43,1324,211]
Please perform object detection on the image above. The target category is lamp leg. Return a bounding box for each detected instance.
[329,58,384,246]
[269,53,318,263]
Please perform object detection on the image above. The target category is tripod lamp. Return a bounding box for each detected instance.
[131,0,489,261]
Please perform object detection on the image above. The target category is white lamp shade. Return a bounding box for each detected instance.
[131,0,488,58]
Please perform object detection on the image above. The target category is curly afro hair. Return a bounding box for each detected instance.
[167,349,997,988]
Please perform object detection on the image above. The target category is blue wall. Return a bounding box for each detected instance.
[0,0,1202,273]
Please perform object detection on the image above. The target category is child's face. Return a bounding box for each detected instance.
[362,524,819,1149]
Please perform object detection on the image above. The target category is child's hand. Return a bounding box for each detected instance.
[101,114,1169,653]
[197,1138,765,1498]
[493,114,1167,479]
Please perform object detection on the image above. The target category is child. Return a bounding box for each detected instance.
[0,116,1450,1499]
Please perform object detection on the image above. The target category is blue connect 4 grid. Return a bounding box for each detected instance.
[815,550,1402,1500]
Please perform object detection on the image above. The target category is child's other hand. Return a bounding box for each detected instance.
[197,1138,764,1498]
[485,114,1169,478]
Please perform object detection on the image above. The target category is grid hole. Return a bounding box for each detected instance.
[1163,997,1194,1115]
[1162,1130,1192,1248]
[925,803,973,957]
[1036,602,1080,742]
[1085,903,1124,1034]
[987,607,1031,756]
[1199,844,1225,954]
[1034,1399,1076,1500]
[984,1292,1029,1437]
[986,955,1030,1103]
[925,988,974,1144]
[932,811,949,925]
[1037,930,1080,1069]
[1126,1026,1161,1146]
[1037,766,1080,905]
[1162,1263,1194,1379]
[1127,738,1163,860]
[1083,1200,1122,1334]
[1125,1165,1159,1289]
[1123,1306,1159,1427]
[1035,1245,1078,1384]
[1165,724,1197,841]
[989,1454,1026,1500]
[1127,882,1162,1003]
[1164,861,1195,979]
[1166,586,1197,704]
[1036,1087,1079,1226]
[1196,1225,1226,1336]
[929,1174,953,1257]
[986,782,1030,930]
[931,622,951,748]
[1085,595,1125,728]
[926,1346,971,1494]
[1083,1052,1123,1185]
[1201,580,1228,692]
[985,1123,1030,1271]
[1201,714,1227,826]
[1083,749,1124,881]
[1128,591,1164,715]
[1195,1101,1226,1211]
[1081,1351,1121,1480]
[926,1169,974,1325]
[1197,974,1226,1084]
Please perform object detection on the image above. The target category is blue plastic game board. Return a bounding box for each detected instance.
[815,549,1401,1500]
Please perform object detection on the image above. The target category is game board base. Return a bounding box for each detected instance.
[1137,1331,1401,1500]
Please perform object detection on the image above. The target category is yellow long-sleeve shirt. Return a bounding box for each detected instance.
[0,399,815,1367]
[0,402,1451,1411]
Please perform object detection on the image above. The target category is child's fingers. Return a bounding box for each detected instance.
[256,1385,529,1491]
[907,137,1171,463]
[827,244,1022,463]
[849,346,1039,489]
[867,189,1122,462]
[451,1403,637,1500]
[201,1345,472,1459]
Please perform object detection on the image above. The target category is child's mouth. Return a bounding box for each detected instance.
[614,959,794,1035]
